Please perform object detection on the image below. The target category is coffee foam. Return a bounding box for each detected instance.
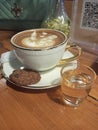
[21,31,58,48]
[13,29,65,49]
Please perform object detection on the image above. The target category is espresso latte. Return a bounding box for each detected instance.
[13,29,65,49]
[11,29,78,71]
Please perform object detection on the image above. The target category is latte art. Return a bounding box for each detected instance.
[11,29,68,71]
[12,29,65,49]
[22,31,58,48]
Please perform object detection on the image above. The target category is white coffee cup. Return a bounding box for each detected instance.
[11,28,81,71]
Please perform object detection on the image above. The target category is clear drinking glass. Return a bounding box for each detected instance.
[60,62,96,107]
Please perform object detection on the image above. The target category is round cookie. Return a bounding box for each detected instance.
[9,69,41,86]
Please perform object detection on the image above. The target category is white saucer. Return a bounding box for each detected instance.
[1,51,76,89]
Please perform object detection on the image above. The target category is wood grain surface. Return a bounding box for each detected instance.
[0,1,98,129]
[0,29,98,130]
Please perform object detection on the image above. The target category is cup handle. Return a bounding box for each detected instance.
[58,44,82,65]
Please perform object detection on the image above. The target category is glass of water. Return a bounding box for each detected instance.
[60,62,96,107]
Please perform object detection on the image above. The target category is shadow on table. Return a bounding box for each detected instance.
[91,59,98,75]
[6,80,51,94]
[6,81,65,105]
[47,86,65,105]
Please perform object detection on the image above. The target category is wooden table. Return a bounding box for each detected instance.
[0,30,98,130]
